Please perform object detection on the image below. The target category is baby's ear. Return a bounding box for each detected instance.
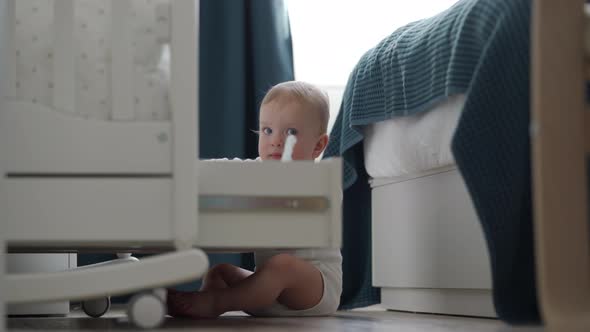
[312,134,329,159]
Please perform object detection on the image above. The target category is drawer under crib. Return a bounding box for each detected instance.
[2,159,342,253]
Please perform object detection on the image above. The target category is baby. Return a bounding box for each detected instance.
[166,81,342,318]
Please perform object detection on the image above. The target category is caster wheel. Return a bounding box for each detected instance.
[82,296,111,318]
[127,291,166,329]
[152,288,167,302]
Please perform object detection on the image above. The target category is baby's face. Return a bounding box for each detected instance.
[258,100,325,161]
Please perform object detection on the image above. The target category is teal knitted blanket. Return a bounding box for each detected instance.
[325,0,507,188]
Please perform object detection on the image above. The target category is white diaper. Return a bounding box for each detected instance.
[248,248,342,317]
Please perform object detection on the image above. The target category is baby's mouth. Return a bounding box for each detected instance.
[269,153,282,160]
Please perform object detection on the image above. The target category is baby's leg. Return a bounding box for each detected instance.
[200,263,253,291]
[167,254,323,318]
[167,264,251,317]
[263,254,324,311]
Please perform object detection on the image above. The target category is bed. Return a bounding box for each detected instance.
[324,0,508,315]
[325,0,590,329]
[0,0,342,328]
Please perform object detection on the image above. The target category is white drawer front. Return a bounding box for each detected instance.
[372,169,491,290]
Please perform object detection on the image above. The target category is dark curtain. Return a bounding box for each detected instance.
[197,0,295,278]
[79,0,294,293]
[199,0,294,159]
[336,143,380,309]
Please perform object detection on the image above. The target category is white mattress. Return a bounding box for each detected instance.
[14,0,171,121]
[363,94,466,179]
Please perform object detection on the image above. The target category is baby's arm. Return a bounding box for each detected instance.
[167,254,323,318]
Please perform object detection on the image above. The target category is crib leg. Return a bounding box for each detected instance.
[531,0,590,331]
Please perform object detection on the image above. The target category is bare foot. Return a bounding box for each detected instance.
[166,289,222,319]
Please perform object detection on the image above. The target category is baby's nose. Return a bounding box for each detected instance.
[271,136,283,146]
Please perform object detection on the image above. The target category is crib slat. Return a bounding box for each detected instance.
[53,0,76,114]
[170,1,199,249]
[111,0,134,121]
[1,0,16,99]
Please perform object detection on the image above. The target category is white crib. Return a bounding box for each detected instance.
[0,0,342,329]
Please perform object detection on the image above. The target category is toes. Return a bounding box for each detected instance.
[165,290,220,319]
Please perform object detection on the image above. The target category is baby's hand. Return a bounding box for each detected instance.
[281,135,297,162]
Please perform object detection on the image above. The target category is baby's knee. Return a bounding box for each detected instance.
[263,253,298,274]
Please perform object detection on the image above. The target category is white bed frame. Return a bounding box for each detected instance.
[0,0,342,329]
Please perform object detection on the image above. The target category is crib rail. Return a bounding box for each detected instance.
[531,0,590,331]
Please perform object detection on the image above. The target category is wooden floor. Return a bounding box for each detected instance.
[7,305,544,332]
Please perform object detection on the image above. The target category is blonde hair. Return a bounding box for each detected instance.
[261,81,330,134]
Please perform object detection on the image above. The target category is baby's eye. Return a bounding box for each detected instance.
[286,128,298,136]
[262,127,272,135]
